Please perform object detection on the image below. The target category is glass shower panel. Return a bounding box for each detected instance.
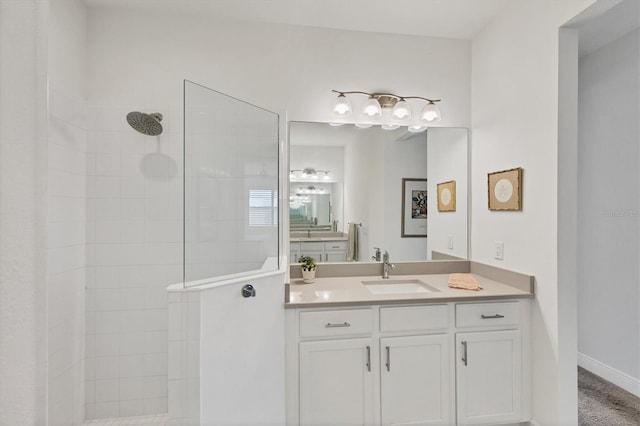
[183,80,279,286]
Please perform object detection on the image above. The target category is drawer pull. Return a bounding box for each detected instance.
[461,341,468,366]
[481,314,505,319]
[325,322,351,328]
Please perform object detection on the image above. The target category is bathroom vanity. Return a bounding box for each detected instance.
[284,262,533,426]
[289,236,349,263]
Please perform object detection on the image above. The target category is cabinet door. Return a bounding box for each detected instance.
[300,338,375,425]
[456,330,522,425]
[380,334,451,426]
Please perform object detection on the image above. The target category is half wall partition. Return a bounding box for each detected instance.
[168,81,285,425]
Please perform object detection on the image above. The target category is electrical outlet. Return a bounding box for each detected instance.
[495,242,504,260]
[448,235,454,250]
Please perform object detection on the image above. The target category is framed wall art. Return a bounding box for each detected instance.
[437,180,456,212]
[488,167,523,211]
[401,178,427,238]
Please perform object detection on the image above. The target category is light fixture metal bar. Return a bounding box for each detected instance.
[332,89,441,105]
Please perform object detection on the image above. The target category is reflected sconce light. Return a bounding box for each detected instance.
[331,90,442,123]
[296,185,325,195]
[290,168,331,180]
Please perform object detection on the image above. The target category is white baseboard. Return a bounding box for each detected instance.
[578,352,640,397]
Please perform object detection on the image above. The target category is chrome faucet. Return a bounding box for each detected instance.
[382,251,394,279]
[371,247,381,261]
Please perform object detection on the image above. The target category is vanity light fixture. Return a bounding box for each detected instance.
[331,90,442,123]
[296,185,325,195]
[290,168,331,180]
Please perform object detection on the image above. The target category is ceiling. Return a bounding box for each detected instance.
[83,0,514,40]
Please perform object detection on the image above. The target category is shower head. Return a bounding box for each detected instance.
[126,111,163,136]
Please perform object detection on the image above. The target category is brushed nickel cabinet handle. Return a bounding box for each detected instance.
[325,322,351,328]
[385,346,391,371]
[366,346,371,372]
[481,314,505,319]
[461,341,468,366]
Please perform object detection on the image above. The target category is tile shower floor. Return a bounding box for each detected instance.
[83,414,168,426]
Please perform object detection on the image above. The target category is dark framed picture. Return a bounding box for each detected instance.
[401,178,427,238]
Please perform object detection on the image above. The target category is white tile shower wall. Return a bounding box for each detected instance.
[167,291,200,426]
[48,86,88,426]
[85,104,183,419]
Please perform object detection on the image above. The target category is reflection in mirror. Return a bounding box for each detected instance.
[289,122,468,263]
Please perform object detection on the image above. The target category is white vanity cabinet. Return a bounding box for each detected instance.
[380,334,451,425]
[454,302,523,425]
[323,240,348,262]
[299,338,375,425]
[286,298,530,426]
[290,240,348,263]
[296,308,376,425]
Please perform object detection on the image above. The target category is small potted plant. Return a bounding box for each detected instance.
[298,255,317,283]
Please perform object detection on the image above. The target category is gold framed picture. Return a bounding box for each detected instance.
[488,167,522,211]
[437,180,456,212]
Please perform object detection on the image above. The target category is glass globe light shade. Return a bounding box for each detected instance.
[392,99,411,119]
[420,102,441,122]
[381,123,400,130]
[363,97,382,117]
[333,94,352,116]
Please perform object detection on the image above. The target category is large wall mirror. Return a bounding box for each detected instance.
[289,121,468,263]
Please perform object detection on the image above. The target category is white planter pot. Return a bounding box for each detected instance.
[301,268,316,283]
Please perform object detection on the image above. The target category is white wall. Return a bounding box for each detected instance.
[427,128,468,259]
[86,7,470,128]
[0,1,49,425]
[382,134,429,261]
[470,0,596,424]
[343,133,379,260]
[341,128,431,261]
[577,28,639,388]
[48,0,88,423]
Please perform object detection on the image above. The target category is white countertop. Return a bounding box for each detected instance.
[290,236,349,242]
[286,273,533,308]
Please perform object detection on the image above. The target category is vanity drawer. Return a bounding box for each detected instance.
[300,241,324,252]
[455,301,520,328]
[324,241,347,251]
[380,304,449,333]
[299,309,373,338]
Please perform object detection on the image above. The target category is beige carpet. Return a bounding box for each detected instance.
[578,367,640,425]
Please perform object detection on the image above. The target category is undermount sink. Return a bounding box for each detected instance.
[362,279,440,295]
